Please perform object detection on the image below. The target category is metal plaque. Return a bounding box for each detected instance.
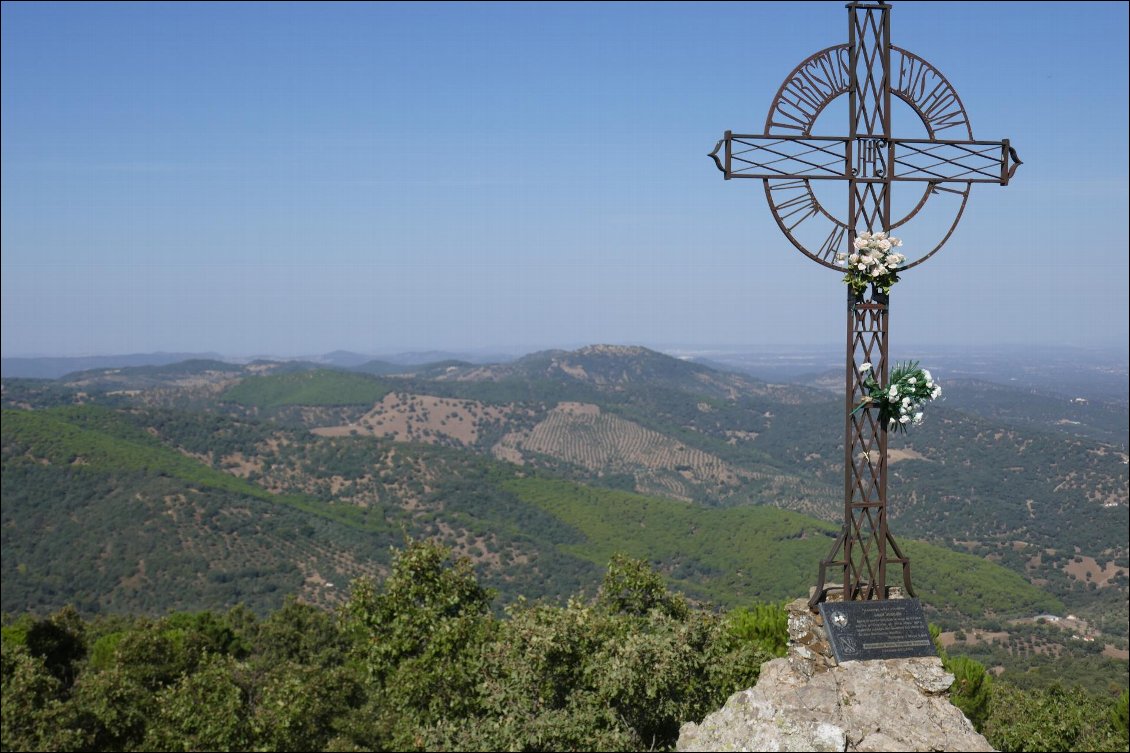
[819,599,936,662]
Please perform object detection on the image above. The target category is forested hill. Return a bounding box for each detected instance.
[2,344,1127,691]
[0,404,1058,623]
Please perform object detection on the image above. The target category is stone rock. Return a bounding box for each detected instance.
[677,599,994,752]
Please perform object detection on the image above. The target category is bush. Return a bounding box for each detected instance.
[983,683,1129,752]
[947,655,992,731]
[725,602,788,657]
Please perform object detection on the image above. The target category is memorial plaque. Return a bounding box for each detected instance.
[819,599,936,663]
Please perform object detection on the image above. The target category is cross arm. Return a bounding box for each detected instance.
[709,132,1022,185]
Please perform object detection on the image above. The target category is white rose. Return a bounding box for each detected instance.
[899,415,910,423]
[892,237,903,247]
[913,412,924,423]
[857,263,867,271]
[922,369,932,381]
[878,239,892,251]
[907,377,916,385]
[870,267,883,277]
[873,231,886,240]
[902,397,912,408]
[859,231,873,241]
[849,254,860,264]
[853,238,867,251]
[889,418,897,428]
[861,362,872,372]
[889,386,899,398]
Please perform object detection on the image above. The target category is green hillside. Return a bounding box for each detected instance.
[3,407,318,515]
[221,369,391,408]
[1,407,400,614]
[0,405,603,615]
[2,405,1060,624]
[503,477,1062,621]
[759,398,1129,569]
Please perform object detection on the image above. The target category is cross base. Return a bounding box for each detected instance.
[808,525,916,610]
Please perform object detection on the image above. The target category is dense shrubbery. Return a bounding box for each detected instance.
[931,625,1128,752]
[983,683,1129,752]
[2,541,774,752]
[3,540,1127,752]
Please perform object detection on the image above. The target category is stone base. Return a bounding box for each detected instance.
[676,599,994,752]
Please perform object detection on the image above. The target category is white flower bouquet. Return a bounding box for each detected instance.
[835,231,906,296]
[852,360,941,433]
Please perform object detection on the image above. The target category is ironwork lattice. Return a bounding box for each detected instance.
[709,1,1019,608]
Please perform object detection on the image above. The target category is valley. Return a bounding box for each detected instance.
[2,344,1127,689]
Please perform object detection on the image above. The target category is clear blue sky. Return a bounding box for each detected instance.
[3,1,1127,357]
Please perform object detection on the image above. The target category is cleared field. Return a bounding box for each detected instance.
[1063,555,1129,588]
[313,392,512,446]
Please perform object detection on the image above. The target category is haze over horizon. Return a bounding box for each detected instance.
[3,2,1127,358]
[4,339,1129,363]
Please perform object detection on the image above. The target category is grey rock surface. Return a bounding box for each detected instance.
[677,599,994,752]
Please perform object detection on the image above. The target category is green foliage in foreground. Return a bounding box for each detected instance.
[2,541,776,752]
[983,683,1129,752]
[932,627,1128,752]
[725,603,789,658]
[220,369,391,408]
[932,625,994,731]
[2,540,1125,753]
[504,477,1063,619]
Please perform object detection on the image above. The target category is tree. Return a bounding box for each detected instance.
[1,640,88,752]
[946,655,992,731]
[22,607,87,687]
[250,662,363,752]
[340,538,494,750]
[143,654,250,752]
[598,553,688,620]
[437,557,771,752]
[250,597,347,670]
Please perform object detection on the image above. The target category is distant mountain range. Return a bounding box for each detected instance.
[1,352,225,380]
[8,343,1125,399]
[1,350,515,380]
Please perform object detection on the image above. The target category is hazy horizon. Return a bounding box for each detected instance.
[4,2,1128,356]
[4,339,1129,362]
[5,340,1127,405]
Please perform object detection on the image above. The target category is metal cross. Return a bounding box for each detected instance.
[709,1,1020,608]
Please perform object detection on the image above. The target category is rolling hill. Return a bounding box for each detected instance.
[1,403,1061,627]
[2,345,1125,645]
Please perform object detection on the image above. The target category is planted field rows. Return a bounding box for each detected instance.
[499,403,744,488]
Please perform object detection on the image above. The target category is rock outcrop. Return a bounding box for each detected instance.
[677,599,994,752]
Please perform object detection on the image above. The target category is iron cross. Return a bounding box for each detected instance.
[709,1,1020,607]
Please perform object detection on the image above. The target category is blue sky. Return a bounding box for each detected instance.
[2,1,1127,357]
